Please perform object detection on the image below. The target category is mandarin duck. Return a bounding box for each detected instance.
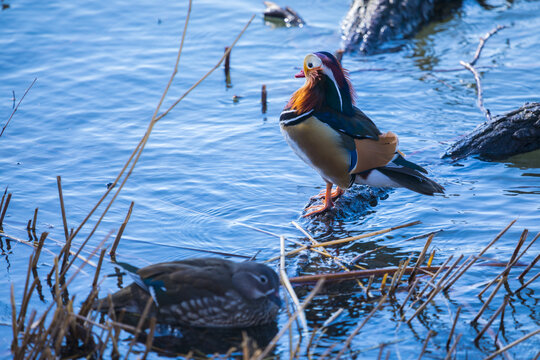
[280,51,444,216]
[95,257,281,328]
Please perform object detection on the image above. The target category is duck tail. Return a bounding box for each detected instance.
[377,154,445,195]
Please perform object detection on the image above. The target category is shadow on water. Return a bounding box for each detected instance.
[126,321,278,357]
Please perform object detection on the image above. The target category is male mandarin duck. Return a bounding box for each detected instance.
[280,51,444,216]
[95,258,281,328]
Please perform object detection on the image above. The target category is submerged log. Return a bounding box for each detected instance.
[444,102,540,160]
[342,0,462,53]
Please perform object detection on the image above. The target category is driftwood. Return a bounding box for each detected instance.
[444,102,540,160]
[341,0,462,53]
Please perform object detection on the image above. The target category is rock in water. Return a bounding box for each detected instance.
[341,0,461,53]
[444,102,540,160]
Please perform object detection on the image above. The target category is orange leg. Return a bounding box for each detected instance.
[310,185,344,200]
[304,182,336,217]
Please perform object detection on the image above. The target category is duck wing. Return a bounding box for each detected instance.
[314,106,382,140]
[136,258,234,307]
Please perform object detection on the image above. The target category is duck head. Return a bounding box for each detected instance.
[231,262,282,307]
[288,51,355,115]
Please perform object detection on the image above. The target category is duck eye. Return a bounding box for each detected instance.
[259,275,268,284]
[307,62,313,68]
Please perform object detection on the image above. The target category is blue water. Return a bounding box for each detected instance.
[1,0,539,358]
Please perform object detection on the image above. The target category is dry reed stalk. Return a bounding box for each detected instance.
[10,283,18,353]
[56,176,70,242]
[31,232,48,268]
[427,250,435,267]
[446,306,461,350]
[292,221,368,294]
[266,221,421,262]
[518,252,540,281]
[365,275,375,298]
[483,328,540,360]
[224,46,231,82]
[405,256,463,324]
[59,3,253,279]
[280,235,308,330]
[32,233,110,335]
[475,297,507,343]
[335,294,388,360]
[389,257,411,296]
[261,85,267,113]
[417,330,434,360]
[31,207,38,232]
[123,296,155,359]
[515,271,540,293]
[291,221,365,271]
[443,333,462,360]
[351,231,440,265]
[255,279,325,360]
[443,220,515,292]
[478,229,529,297]
[473,278,504,323]
[406,255,454,307]
[17,256,38,328]
[0,187,7,219]
[425,254,464,298]
[441,254,474,291]
[289,265,442,284]
[409,234,434,286]
[398,278,419,313]
[141,317,157,360]
[110,201,134,258]
[315,308,344,340]
[0,78,37,138]
[92,248,107,288]
[0,192,12,227]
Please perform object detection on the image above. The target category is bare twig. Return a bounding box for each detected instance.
[255,279,325,360]
[518,252,540,281]
[460,25,506,122]
[266,221,421,262]
[444,333,462,360]
[478,229,529,297]
[446,306,461,351]
[483,328,540,360]
[470,25,507,66]
[443,220,516,291]
[0,192,12,228]
[109,201,134,258]
[60,12,255,279]
[336,295,388,360]
[289,265,442,284]
[473,279,504,324]
[280,235,307,330]
[417,330,434,360]
[475,297,508,343]
[515,271,540,293]
[1,78,37,138]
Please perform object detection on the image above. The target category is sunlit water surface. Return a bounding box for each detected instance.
[0,0,539,358]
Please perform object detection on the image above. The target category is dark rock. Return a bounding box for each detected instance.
[341,0,462,53]
[444,102,540,161]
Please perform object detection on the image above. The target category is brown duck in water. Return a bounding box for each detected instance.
[95,257,281,328]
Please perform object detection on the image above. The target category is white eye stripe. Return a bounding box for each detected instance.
[304,54,322,69]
